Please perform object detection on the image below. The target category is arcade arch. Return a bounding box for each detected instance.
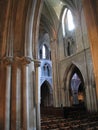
[40,80,53,107]
[64,64,85,106]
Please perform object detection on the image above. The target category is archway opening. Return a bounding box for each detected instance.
[69,66,85,107]
[40,80,53,107]
[64,64,85,108]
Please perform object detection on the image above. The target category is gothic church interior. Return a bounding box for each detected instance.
[0,0,98,129]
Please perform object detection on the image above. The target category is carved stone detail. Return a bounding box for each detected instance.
[3,56,13,65]
[2,56,41,68]
[34,60,41,68]
[14,56,33,65]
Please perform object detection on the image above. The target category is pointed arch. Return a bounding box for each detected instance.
[40,80,53,107]
[63,63,85,106]
[64,63,84,90]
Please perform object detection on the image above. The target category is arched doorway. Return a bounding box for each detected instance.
[40,80,53,107]
[65,64,85,107]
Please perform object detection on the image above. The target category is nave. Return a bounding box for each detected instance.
[41,106,98,130]
[0,0,98,129]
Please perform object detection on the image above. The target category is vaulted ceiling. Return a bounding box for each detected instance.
[39,0,82,39]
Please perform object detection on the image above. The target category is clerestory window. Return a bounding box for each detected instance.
[62,8,75,37]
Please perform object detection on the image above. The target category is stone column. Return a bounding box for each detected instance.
[83,0,98,106]
[65,89,70,107]
[3,57,13,130]
[85,84,91,111]
[89,86,93,111]
[65,69,72,107]
[20,56,36,130]
[50,40,59,107]
[34,60,41,130]
[89,85,98,112]
[21,57,31,130]
[16,68,21,130]
[10,58,21,130]
[66,75,71,107]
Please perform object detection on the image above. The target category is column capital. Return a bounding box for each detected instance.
[34,59,41,68]
[14,56,33,65]
[3,56,13,65]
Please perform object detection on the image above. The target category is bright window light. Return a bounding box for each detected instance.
[42,45,46,59]
[67,10,75,31]
[62,8,67,37]
[62,9,75,37]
